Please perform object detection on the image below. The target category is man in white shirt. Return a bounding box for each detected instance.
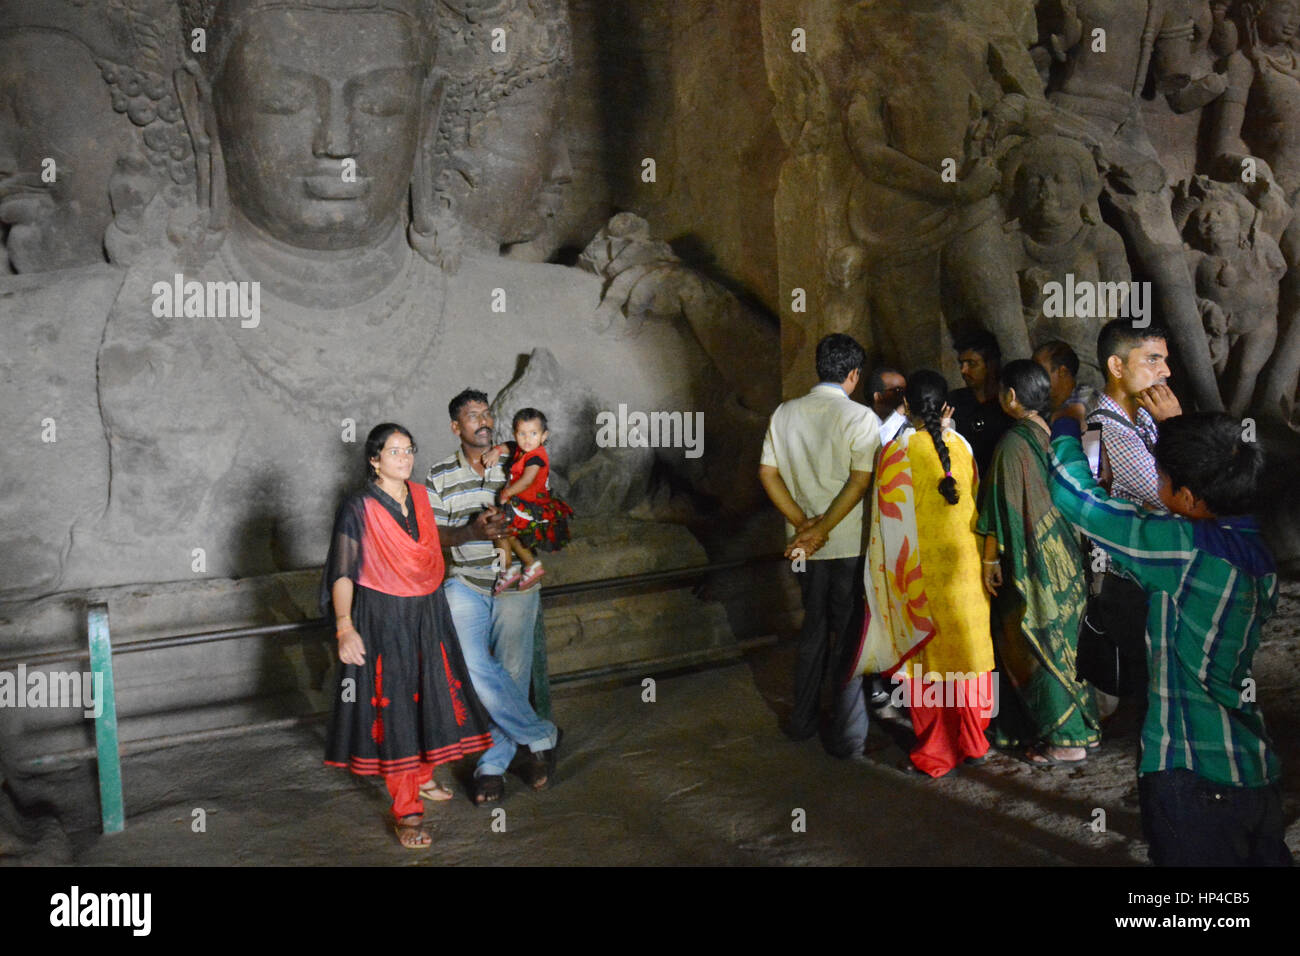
[759,334,881,754]
[868,366,908,447]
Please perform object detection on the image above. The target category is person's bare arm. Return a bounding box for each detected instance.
[981,534,1002,596]
[787,470,873,559]
[332,577,365,665]
[758,464,808,529]
[500,464,542,502]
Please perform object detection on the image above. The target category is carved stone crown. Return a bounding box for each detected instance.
[434,0,572,157]
[0,0,193,186]
[178,0,440,75]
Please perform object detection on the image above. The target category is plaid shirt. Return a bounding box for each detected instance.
[1087,392,1163,510]
[1050,420,1280,788]
[425,448,506,595]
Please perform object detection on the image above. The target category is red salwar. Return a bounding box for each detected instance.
[901,673,994,777]
[386,764,436,818]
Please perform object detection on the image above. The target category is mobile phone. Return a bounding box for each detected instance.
[1082,423,1102,478]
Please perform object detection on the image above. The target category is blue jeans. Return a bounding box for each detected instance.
[491,585,540,694]
[444,578,557,776]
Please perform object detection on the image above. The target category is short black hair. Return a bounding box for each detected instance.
[867,365,904,397]
[449,388,490,421]
[364,422,415,480]
[1097,319,1168,372]
[1000,359,1054,417]
[1034,340,1080,378]
[954,330,1001,366]
[815,333,866,383]
[1154,413,1264,516]
[512,407,548,431]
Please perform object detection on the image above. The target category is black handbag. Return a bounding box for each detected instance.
[1075,570,1149,697]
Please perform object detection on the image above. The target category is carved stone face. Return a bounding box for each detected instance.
[211,9,426,251]
[1194,197,1243,255]
[1015,153,1084,232]
[446,74,571,247]
[0,31,134,273]
[1259,0,1300,42]
[1258,0,1300,44]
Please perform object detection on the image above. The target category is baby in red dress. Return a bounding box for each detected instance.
[484,408,575,593]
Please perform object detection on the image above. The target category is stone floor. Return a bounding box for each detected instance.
[5,614,1299,866]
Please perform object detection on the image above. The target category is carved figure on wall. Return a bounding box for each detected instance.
[1175,175,1286,414]
[0,0,774,596]
[0,0,194,274]
[1037,0,1228,411]
[1001,133,1131,384]
[832,0,1038,373]
[431,0,573,261]
[1213,0,1300,419]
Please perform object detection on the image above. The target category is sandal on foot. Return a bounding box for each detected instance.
[1024,747,1087,768]
[518,562,546,590]
[521,728,563,791]
[394,814,431,850]
[494,566,522,595]
[474,774,505,805]
[419,780,454,802]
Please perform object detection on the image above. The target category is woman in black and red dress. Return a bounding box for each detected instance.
[323,423,492,849]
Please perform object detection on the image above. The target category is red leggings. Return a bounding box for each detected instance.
[384,763,435,818]
[903,674,993,778]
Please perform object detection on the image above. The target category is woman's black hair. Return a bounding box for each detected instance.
[906,369,958,505]
[364,422,415,481]
[1000,359,1054,417]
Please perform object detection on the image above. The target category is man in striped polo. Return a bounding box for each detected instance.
[1050,410,1291,866]
[426,388,560,805]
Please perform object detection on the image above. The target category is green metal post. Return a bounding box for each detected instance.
[87,604,124,833]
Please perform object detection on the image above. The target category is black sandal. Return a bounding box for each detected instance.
[474,774,505,805]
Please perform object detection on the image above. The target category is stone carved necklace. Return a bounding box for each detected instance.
[208,227,447,420]
[1018,223,1092,266]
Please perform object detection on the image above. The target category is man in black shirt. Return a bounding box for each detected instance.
[948,330,1013,476]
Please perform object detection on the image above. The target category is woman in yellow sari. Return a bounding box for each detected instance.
[850,370,996,777]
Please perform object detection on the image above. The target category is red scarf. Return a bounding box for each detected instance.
[356,480,445,596]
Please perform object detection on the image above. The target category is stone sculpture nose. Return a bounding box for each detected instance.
[313,83,355,159]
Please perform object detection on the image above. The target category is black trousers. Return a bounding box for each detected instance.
[790,555,865,742]
[1139,769,1293,867]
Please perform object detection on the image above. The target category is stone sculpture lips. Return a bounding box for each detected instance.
[303,174,371,200]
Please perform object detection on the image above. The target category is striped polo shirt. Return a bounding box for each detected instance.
[425,447,506,595]
[1049,419,1280,788]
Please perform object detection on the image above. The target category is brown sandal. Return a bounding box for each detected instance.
[419,780,454,802]
[394,814,431,849]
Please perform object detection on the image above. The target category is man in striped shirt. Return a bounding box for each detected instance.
[426,389,560,805]
[1050,410,1291,866]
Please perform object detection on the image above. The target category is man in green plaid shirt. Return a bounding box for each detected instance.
[1049,411,1292,866]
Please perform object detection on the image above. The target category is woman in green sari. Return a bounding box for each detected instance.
[977,360,1100,765]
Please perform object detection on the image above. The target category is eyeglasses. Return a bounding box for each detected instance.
[880,386,905,395]
[381,445,417,458]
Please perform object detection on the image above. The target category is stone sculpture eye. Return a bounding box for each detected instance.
[254,80,312,116]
